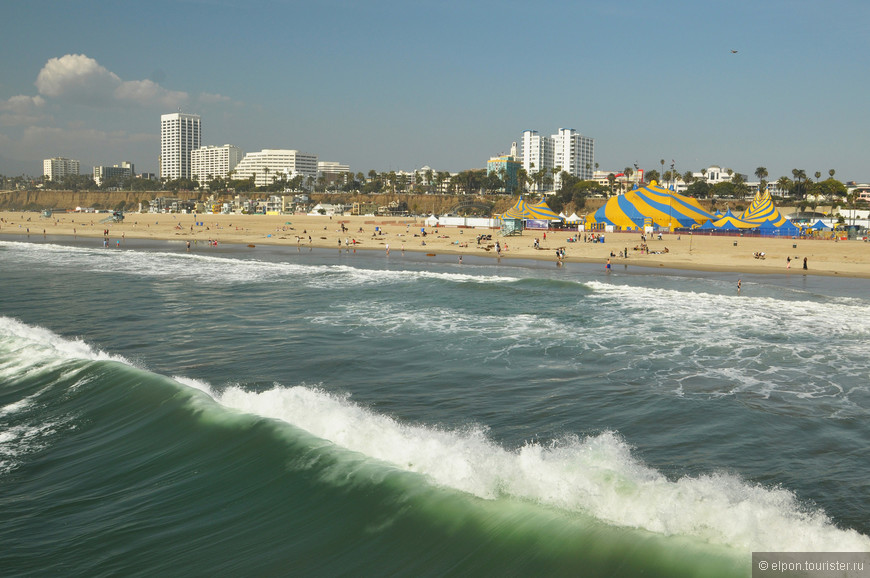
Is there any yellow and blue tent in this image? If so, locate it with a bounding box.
[502,198,528,220]
[740,189,790,226]
[710,211,759,229]
[586,181,714,229]
[502,197,561,220]
[527,199,562,220]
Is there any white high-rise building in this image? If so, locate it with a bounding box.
[232,149,318,187]
[191,145,244,185]
[521,130,554,185]
[552,128,595,186]
[520,128,594,192]
[160,112,201,180]
[43,157,80,181]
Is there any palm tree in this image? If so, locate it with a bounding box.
[814,171,821,182]
[607,173,616,196]
[660,159,665,182]
[516,168,528,195]
[755,166,768,193]
[829,169,836,180]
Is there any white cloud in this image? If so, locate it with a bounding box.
[35,54,120,104]
[199,92,231,104]
[114,79,187,108]
[0,95,48,126]
[33,53,188,109]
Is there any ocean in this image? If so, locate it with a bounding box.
[1,235,868,577]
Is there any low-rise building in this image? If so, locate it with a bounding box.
[233,149,318,188]
[93,162,134,187]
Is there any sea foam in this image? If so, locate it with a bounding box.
[182,379,870,553]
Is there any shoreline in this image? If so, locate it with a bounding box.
[2,210,869,279]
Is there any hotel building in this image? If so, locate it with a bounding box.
[232,149,318,188]
[43,157,80,181]
[486,142,522,194]
[191,145,244,185]
[521,128,595,192]
[93,161,134,187]
[160,112,201,180]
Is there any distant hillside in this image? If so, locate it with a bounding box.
[0,190,159,211]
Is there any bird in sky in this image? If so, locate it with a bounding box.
[731,49,738,53]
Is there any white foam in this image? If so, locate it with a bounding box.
[0,316,128,379]
[312,300,560,343]
[0,240,520,288]
[185,380,870,552]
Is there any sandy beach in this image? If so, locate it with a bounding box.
[1,210,868,278]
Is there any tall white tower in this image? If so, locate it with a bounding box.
[552,128,595,185]
[160,112,201,180]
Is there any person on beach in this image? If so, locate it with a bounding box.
[787,256,791,269]
[803,257,808,270]
[737,279,742,292]
[606,258,611,271]
[385,243,390,255]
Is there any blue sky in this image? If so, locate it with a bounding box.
[2,0,868,182]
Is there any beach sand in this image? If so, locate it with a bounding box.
[2,210,868,278]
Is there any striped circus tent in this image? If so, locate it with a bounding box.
[527,199,562,220]
[501,198,528,220]
[502,197,561,220]
[740,189,790,226]
[586,181,714,229]
[710,212,759,229]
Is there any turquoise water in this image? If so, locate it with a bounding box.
[1,236,868,576]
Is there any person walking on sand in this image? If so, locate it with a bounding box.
[787,256,791,269]
[803,256,808,270]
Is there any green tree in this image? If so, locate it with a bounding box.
[755,166,768,193]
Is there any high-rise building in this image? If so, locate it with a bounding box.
[552,128,595,186]
[521,130,554,187]
[191,145,244,186]
[160,112,201,180]
[520,128,594,192]
[43,157,80,181]
[231,149,318,188]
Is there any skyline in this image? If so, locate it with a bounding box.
[2,0,869,183]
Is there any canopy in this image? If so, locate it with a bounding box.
[759,219,801,236]
[809,220,831,230]
[586,181,714,229]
